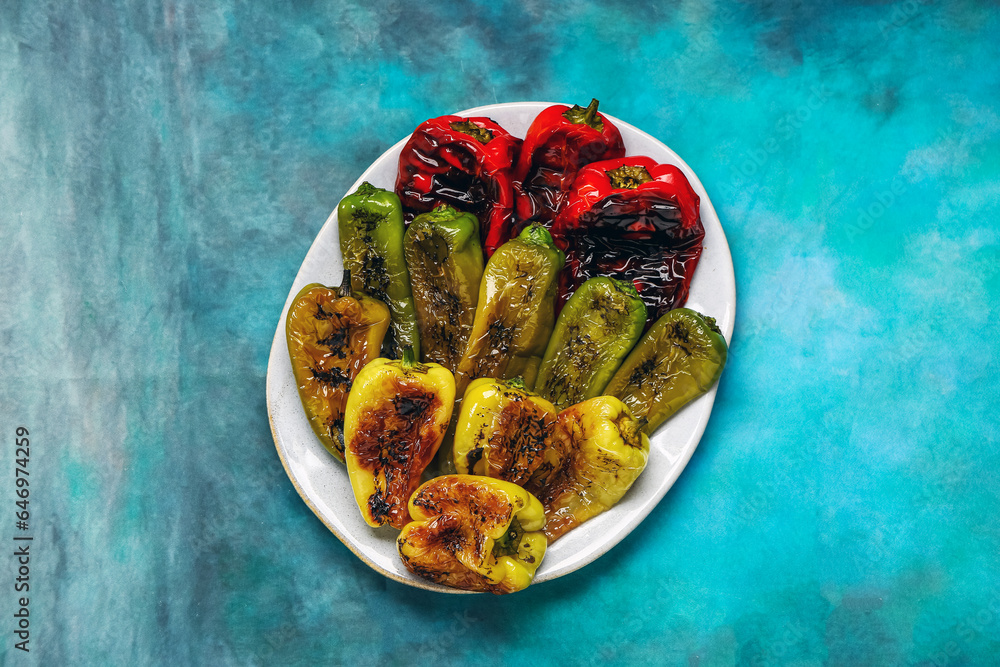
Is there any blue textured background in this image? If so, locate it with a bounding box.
[1,1,998,664]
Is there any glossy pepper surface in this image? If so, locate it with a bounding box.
[343,349,455,528]
[395,115,521,257]
[453,223,565,396]
[452,377,558,487]
[397,475,547,594]
[552,156,704,326]
[338,181,420,359]
[605,308,727,434]
[534,277,647,409]
[403,204,485,372]
[526,396,649,540]
[512,99,625,228]
[285,273,390,462]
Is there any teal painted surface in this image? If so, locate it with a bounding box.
[1,1,998,664]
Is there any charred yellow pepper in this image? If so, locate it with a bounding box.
[453,223,565,396]
[397,475,547,594]
[452,377,557,487]
[285,272,390,461]
[526,396,650,540]
[343,349,455,529]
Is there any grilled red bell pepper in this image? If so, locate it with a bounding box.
[552,156,704,325]
[511,99,625,229]
[396,115,521,257]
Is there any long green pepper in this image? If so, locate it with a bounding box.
[533,277,647,408]
[403,204,485,372]
[454,223,565,396]
[338,182,420,358]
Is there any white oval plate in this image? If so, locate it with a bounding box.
[266,102,736,593]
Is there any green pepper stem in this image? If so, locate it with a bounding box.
[606,165,653,189]
[355,181,379,198]
[449,120,493,144]
[506,376,528,391]
[563,98,604,132]
[401,345,416,369]
[516,222,557,247]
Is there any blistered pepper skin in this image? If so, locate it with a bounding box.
[343,351,455,528]
[526,396,649,540]
[403,205,485,372]
[452,378,558,487]
[552,157,705,325]
[285,275,390,461]
[397,475,547,594]
[395,116,521,257]
[453,223,565,396]
[534,277,647,408]
[338,182,420,359]
[511,98,626,229]
[605,308,728,434]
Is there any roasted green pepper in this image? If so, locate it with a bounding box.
[526,396,649,540]
[285,272,390,461]
[338,181,420,359]
[452,377,558,487]
[604,308,728,434]
[454,223,565,395]
[403,204,485,372]
[343,348,455,528]
[397,475,547,594]
[533,277,647,408]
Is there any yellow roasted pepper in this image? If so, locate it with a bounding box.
[343,349,455,529]
[526,396,650,540]
[397,475,547,594]
[452,377,557,487]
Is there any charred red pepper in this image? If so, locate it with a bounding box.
[395,115,521,257]
[511,99,625,229]
[552,156,705,325]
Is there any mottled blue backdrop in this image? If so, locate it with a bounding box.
[1,1,998,665]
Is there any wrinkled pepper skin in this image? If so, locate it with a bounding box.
[453,378,558,487]
[338,181,420,359]
[397,475,547,594]
[512,99,625,228]
[526,397,649,540]
[403,204,485,372]
[343,350,455,528]
[285,274,390,461]
[605,308,728,434]
[534,277,647,409]
[395,115,521,257]
[552,156,705,325]
[453,223,565,396]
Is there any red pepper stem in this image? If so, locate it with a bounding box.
[563,98,604,132]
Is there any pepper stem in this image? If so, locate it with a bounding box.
[400,345,417,369]
[563,98,604,132]
[337,269,353,299]
[449,120,493,144]
[606,165,653,189]
[355,181,379,198]
[516,221,557,247]
[506,376,528,391]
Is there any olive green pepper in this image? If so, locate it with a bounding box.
[338,181,420,359]
[604,308,728,434]
[403,204,485,372]
[285,271,391,461]
[454,223,565,396]
[533,277,647,408]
